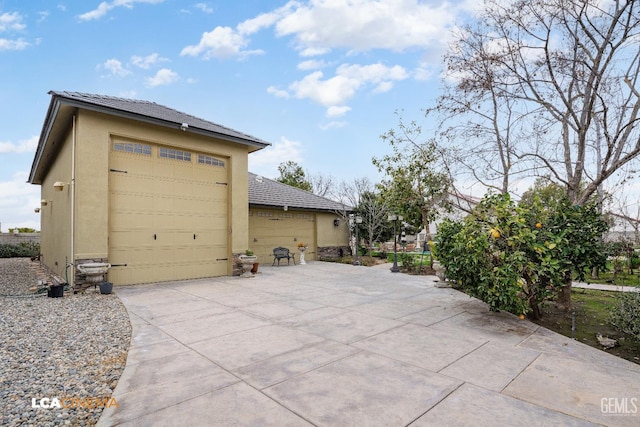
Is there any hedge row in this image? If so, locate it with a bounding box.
[0,242,40,258]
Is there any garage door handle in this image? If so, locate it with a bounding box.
[153,234,157,240]
[193,234,197,240]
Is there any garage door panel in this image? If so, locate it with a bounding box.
[109,141,229,285]
[249,211,316,264]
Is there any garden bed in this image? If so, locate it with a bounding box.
[533,288,640,366]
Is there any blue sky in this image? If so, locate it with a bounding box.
[0,0,477,231]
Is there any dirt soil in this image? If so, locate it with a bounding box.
[533,288,640,366]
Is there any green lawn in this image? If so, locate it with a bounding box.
[535,289,640,365]
[586,269,640,287]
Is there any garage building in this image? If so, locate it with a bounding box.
[29,91,349,287]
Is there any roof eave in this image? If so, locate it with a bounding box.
[28,96,63,185]
[51,94,270,150]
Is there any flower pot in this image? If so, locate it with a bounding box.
[239,255,257,277]
[251,263,259,274]
[100,281,113,294]
[48,284,64,298]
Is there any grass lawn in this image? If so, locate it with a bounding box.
[533,288,640,366]
[588,270,640,287]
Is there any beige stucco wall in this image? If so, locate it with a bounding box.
[39,109,252,280]
[316,211,348,247]
[248,208,349,264]
[40,128,73,282]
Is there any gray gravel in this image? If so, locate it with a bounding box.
[0,258,131,426]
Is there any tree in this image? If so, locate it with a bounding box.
[308,172,335,198]
[337,178,390,253]
[435,191,608,318]
[276,161,312,192]
[439,0,640,307]
[441,0,640,205]
[373,115,452,241]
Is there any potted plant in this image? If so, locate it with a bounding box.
[239,250,257,277]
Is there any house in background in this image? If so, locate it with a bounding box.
[28,91,349,287]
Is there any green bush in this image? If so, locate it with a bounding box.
[434,192,608,319]
[399,252,416,272]
[0,242,40,258]
[610,292,640,342]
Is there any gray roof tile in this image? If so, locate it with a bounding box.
[248,173,349,212]
[49,91,271,147]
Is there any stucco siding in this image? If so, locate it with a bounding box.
[40,128,73,282]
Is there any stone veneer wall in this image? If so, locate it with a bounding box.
[317,246,350,261]
[232,252,243,276]
[74,258,109,291]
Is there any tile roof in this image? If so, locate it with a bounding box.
[48,91,271,147]
[248,173,350,212]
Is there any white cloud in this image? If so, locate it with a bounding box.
[145,68,179,87]
[131,53,167,69]
[0,37,29,50]
[181,26,263,59]
[181,3,293,60]
[285,63,408,113]
[297,59,328,70]
[37,11,49,23]
[0,11,26,32]
[181,0,468,62]
[0,136,38,154]
[194,3,214,14]
[266,86,290,99]
[326,106,351,118]
[248,136,303,177]
[0,171,41,231]
[78,0,165,21]
[275,0,458,55]
[319,120,347,130]
[99,58,131,77]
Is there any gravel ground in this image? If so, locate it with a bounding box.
[0,258,131,426]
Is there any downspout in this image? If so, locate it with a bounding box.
[70,115,76,287]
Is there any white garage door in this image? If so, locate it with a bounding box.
[108,138,229,285]
[249,209,316,264]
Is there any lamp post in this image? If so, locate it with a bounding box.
[388,214,403,272]
[351,214,363,266]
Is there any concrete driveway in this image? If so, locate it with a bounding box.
[98,262,640,426]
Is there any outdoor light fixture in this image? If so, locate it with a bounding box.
[53,181,68,191]
[34,208,41,213]
[333,219,340,227]
[388,214,404,273]
[180,123,189,131]
[351,214,363,266]
[40,199,48,206]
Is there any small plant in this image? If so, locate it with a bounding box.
[0,242,40,258]
[297,242,307,248]
[610,292,640,342]
[244,249,254,256]
[399,252,417,272]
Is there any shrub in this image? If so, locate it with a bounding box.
[610,292,640,342]
[399,252,416,272]
[0,242,40,258]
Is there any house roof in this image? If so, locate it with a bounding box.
[248,172,350,213]
[29,91,271,184]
